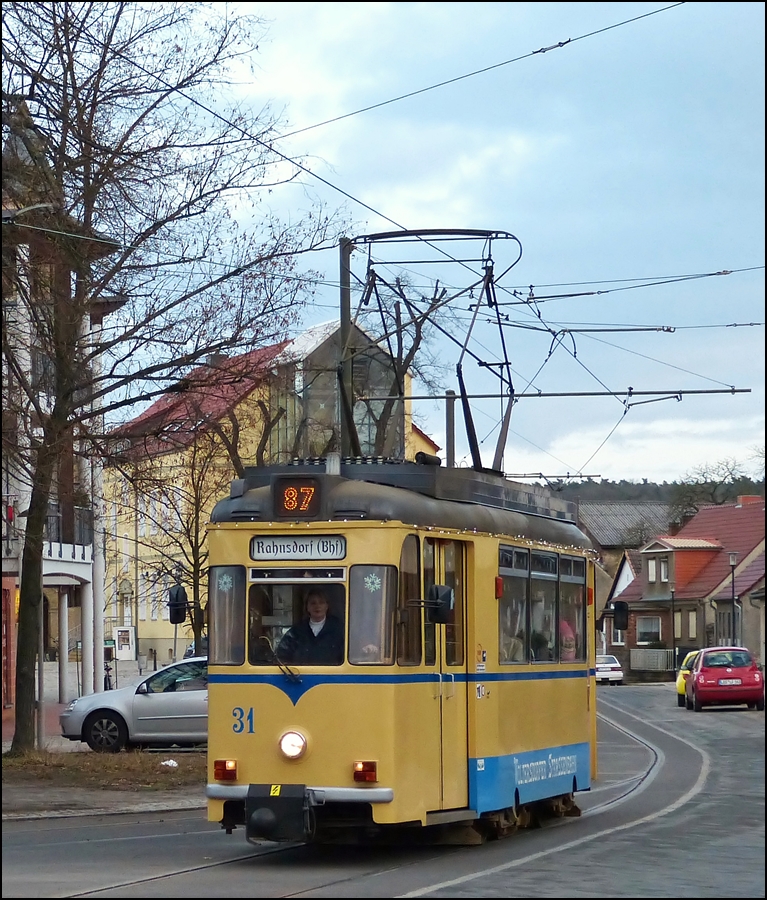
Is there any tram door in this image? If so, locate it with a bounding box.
[424,537,469,810]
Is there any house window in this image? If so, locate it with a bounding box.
[138,495,146,537]
[647,558,657,583]
[139,573,147,621]
[31,347,56,395]
[660,557,669,583]
[150,493,158,536]
[611,621,624,646]
[161,575,170,621]
[636,615,661,643]
[674,609,681,640]
[688,610,697,640]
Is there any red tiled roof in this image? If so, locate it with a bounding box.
[645,536,721,550]
[411,422,440,452]
[613,499,765,604]
[711,551,765,601]
[676,500,765,598]
[612,573,644,602]
[112,342,289,453]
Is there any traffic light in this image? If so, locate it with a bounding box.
[168,584,188,624]
[612,600,629,632]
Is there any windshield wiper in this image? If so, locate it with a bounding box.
[259,636,301,683]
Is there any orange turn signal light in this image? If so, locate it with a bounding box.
[214,759,238,781]
[353,760,378,783]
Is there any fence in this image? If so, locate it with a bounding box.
[630,648,675,672]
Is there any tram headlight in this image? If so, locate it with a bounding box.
[279,731,307,759]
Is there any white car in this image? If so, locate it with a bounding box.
[596,654,624,685]
[59,657,208,752]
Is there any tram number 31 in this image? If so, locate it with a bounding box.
[232,707,256,733]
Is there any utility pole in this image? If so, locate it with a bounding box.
[729,552,740,645]
[339,238,353,459]
[670,587,676,677]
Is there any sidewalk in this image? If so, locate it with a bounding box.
[2,659,146,752]
[2,660,204,820]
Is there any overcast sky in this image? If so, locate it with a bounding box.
[230,1,764,483]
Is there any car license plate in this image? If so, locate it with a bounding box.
[718,678,741,685]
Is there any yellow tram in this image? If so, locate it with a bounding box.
[205,455,597,843]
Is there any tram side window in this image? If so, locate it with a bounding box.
[397,535,422,666]
[499,547,528,664]
[424,538,436,666]
[559,556,586,662]
[443,540,465,667]
[422,537,465,666]
[208,566,246,665]
[530,552,557,662]
[348,565,396,664]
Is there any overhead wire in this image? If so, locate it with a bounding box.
[10,0,755,472]
[272,3,687,142]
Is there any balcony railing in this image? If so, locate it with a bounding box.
[44,505,93,545]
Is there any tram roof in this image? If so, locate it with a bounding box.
[211,459,592,552]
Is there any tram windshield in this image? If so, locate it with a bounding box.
[248,581,346,666]
[208,562,402,667]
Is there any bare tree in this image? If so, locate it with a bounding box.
[105,350,287,653]
[749,445,765,481]
[669,457,752,522]
[108,428,233,657]
[354,275,452,456]
[2,2,346,751]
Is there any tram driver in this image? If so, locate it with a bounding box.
[276,588,344,665]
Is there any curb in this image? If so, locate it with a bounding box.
[2,798,206,821]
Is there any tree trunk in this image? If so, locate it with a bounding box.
[11,436,58,753]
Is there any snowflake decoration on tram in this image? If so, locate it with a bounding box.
[364,573,382,593]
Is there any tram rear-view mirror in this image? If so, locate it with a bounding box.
[426,585,454,625]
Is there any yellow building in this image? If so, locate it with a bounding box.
[103,321,439,662]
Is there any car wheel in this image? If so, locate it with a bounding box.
[685,693,693,710]
[693,691,703,712]
[756,696,765,712]
[677,693,686,708]
[84,711,128,752]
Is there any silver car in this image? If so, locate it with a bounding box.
[59,658,208,752]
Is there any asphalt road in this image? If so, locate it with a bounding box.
[2,683,764,899]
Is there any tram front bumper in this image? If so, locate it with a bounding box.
[208,783,395,843]
[245,783,307,843]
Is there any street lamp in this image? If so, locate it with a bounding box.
[670,587,676,677]
[728,551,739,646]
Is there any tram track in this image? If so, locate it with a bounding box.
[56,699,711,898]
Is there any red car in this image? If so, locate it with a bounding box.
[686,646,764,712]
